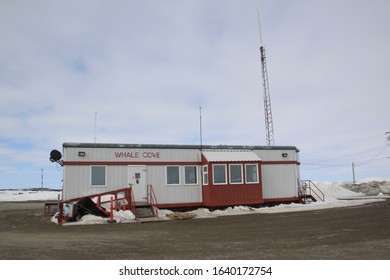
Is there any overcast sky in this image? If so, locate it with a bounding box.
[1,0,389,189]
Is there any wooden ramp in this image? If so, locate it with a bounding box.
[166,212,196,220]
[136,217,164,223]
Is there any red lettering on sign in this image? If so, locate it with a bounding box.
[114,152,139,158]
[142,152,160,158]
[114,151,161,159]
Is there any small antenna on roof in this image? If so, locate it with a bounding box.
[199,106,203,149]
[94,111,97,143]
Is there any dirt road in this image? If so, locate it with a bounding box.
[0,200,389,259]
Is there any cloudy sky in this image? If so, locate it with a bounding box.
[1,0,389,189]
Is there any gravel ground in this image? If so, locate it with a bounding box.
[0,200,389,260]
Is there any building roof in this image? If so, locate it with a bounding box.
[202,150,261,162]
[63,142,299,152]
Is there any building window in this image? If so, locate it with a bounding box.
[91,166,106,187]
[184,166,198,185]
[213,164,227,185]
[203,165,208,185]
[229,164,243,184]
[166,166,180,185]
[245,164,259,184]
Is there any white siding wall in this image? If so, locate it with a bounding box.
[63,165,128,200]
[63,146,202,203]
[147,166,202,204]
[261,165,299,199]
[254,149,299,199]
[64,147,201,162]
[254,149,298,161]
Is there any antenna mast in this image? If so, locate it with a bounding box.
[199,106,203,148]
[94,111,97,143]
[257,9,275,146]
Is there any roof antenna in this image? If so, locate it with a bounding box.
[199,106,203,149]
[94,111,97,143]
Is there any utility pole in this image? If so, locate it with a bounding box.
[257,9,275,146]
[351,163,356,185]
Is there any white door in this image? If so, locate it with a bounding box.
[128,166,147,202]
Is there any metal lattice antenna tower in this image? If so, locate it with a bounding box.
[257,9,275,146]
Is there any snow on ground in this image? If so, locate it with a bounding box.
[0,190,61,201]
[1,182,389,225]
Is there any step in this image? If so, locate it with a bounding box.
[135,201,151,207]
[299,195,317,204]
[135,206,155,218]
[136,217,163,223]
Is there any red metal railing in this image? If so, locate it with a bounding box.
[58,187,132,225]
[129,186,136,217]
[147,184,158,217]
[57,185,157,225]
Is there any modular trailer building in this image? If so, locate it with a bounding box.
[62,143,301,209]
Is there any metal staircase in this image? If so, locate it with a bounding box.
[299,180,325,204]
[130,185,161,223]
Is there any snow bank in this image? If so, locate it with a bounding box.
[0,190,61,201]
[51,209,137,226]
[341,181,390,196]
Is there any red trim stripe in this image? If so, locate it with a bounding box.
[156,202,203,209]
[263,197,300,203]
[63,160,300,166]
[262,161,300,165]
[63,161,201,166]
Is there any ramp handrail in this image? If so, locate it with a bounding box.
[128,185,136,216]
[58,187,133,225]
[147,184,158,217]
[300,180,325,202]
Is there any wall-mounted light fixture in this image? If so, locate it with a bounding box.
[78,151,86,157]
[282,153,288,158]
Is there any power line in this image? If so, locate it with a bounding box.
[354,145,389,166]
[301,145,389,169]
[302,155,389,170]
[308,145,386,164]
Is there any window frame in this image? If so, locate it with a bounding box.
[202,165,208,185]
[212,164,227,185]
[184,165,198,185]
[245,163,259,184]
[90,165,107,187]
[229,164,243,184]
[166,165,181,185]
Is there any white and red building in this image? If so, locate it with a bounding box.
[61,143,301,209]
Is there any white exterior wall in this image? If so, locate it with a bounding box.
[62,145,202,203]
[147,166,203,204]
[64,147,202,162]
[63,165,128,200]
[254,149,299,162]
[254,148,300,200]
[260,165,299,199]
